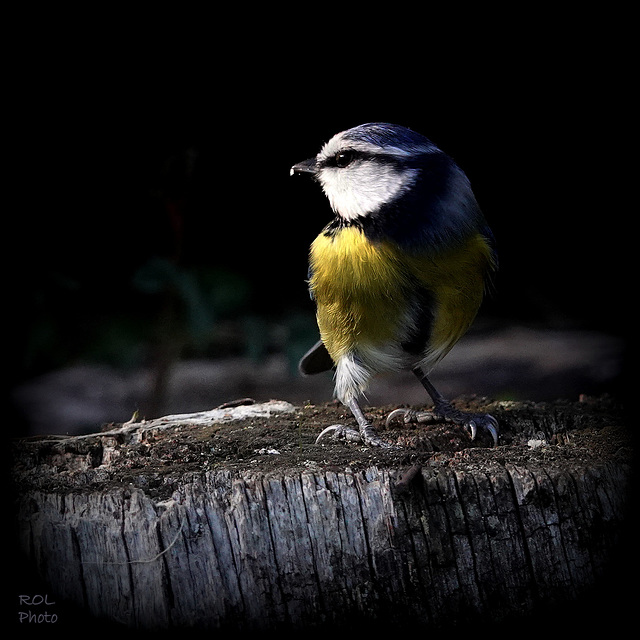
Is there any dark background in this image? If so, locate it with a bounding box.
[8,15,629,436]
[6,12,635,637]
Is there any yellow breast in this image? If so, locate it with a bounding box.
[309,226,408,359]
[405,232,494,364]
[309,225,494,365]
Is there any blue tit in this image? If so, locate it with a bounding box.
[290,122,498,447]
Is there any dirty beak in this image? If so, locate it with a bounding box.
[289,157,318,177]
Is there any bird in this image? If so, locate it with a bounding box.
[290,122,499,447]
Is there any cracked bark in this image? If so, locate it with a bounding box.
[12,398,633,631]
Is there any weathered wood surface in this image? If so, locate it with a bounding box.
[11,396,633,632]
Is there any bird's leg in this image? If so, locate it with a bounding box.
[316,398,392,447]
[348,398,391,447]
[386,366,499,445]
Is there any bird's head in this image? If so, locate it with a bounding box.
[290,123,442,221]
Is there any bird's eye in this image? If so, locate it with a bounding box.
[335,150,355,168]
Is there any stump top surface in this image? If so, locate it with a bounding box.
[12,396,631,500]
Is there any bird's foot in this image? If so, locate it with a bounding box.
[315,423,393,448]
[386,403,499,446]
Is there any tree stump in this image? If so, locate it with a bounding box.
[11,396,634,633]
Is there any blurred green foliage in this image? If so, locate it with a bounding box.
[18,256,319,384]
[132,258,252,349]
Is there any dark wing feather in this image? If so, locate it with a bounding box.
[298,340,334,376]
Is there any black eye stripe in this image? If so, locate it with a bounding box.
[322,150,360,168]
[335,150,355,167]
[322,149,394,168]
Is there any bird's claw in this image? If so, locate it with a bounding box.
[464,414,499,446]
[315,424,394,448]
[386,407,499,446]
[361,424,395,448]
[386,408,431,426]
[315,424,362,444]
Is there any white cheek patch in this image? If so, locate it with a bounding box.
[319,162,418,220]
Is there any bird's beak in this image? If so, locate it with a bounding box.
[290,157,317,177]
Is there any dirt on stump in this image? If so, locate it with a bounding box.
[12,394,631,501]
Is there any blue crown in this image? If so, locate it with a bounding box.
[343,122,439,153]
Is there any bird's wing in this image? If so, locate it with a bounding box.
[298,340,334,376]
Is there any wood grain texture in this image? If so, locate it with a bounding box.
[12,398,633,631]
